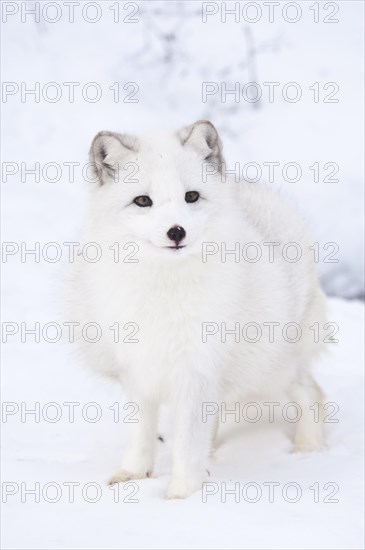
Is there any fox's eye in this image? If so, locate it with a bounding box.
[185,191,200,203]
[133,195,152,207]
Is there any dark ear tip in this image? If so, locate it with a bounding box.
[194,121,220,147]
[191,120,218,136]
[94,130,116,139]
[194,119,216,129]
[89,131,120,162]
[179,120,219,147]
[90,130,113,148]
[91,131,138,155]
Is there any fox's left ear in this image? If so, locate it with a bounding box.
[178,120,224,169]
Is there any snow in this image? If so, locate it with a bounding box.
[1,297,364,549]
[1,1,364,549]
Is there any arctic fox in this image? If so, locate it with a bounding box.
[69,120,326,499]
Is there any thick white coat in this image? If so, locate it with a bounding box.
[68,121,326,498]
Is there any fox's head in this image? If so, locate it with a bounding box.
[88,120,233,260]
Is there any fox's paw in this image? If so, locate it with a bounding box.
[292,440,326,453]
[108,469,152,485]
[166,476,202,499]
[292,432,326,453]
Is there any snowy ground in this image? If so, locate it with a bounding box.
[1,295,364,549]
[1,1,364,549]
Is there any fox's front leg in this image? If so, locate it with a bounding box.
[167,367,217,499]
[109,397,159,484]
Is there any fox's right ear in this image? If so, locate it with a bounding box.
[89,131,138,185]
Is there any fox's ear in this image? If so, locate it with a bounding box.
[89,131,138,185]
[178,120,224,168]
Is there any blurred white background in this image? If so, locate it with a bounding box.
[2,0,364,298]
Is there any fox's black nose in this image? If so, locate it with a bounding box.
[167,225,186,244]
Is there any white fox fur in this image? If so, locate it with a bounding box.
[68,120,326,499]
